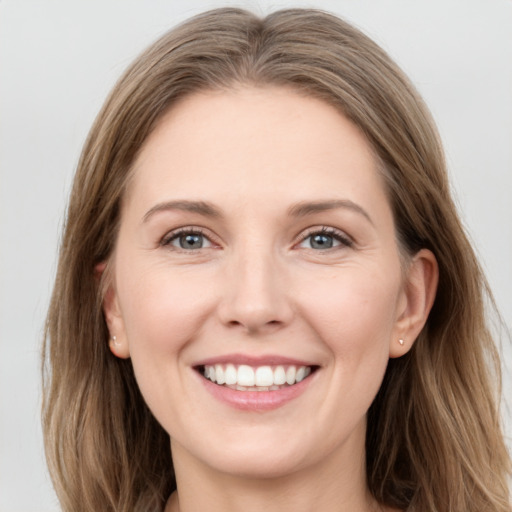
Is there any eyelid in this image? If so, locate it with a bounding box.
[160,226,220,249]
[295,226,354,249]
[158,225,352,251]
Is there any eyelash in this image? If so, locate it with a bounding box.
[160,227,212,250]
[297,226,354,250]
[159,226,353,251]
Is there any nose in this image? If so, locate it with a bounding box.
[217,247,294,335]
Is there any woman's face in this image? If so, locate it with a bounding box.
[106,87,425,479]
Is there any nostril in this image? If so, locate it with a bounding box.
[217,290,294,332]
[225,318,282,332]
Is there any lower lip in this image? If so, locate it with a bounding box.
[197,372,316,411]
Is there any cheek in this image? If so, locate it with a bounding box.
[300,266,400,344]
[116,262,215,358]
[295,264,401,400]
[114,263,217,429]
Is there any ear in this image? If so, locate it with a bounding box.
[95,261,130,359]
[389,249,439,358]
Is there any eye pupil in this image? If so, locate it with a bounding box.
[180,234,203,249]
[310,234,333,249]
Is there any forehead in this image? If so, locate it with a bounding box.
[125,86,387,215]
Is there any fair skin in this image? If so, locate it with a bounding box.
[103,86,438,512]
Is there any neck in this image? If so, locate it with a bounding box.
[165,427,385,512]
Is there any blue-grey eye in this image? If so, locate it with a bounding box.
[309,233,336,249]
[168,232,212,250]
[298,229,351,250]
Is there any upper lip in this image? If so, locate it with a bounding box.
[193,353,318,368]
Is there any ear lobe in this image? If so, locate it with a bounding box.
[95,261,130,359]
[389,249,439,358]
[108,334,130,359]
[94,261,107,281]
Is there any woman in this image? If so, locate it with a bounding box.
[42,8,511,512]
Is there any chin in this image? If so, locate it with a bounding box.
[208,450,308,480]
[186,428,328,480]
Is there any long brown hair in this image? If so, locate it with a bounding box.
[42,8,511,511]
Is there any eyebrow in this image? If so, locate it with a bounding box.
[142,198,373,225]
[142,200,222,223]
[287,199,374,225]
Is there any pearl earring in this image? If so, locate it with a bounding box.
[111,335,119,345]
[398,338,405,346]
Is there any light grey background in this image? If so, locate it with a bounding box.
[1,1,511,511]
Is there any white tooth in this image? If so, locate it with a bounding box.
[255,366,274,386]
[257,386,269,391]
[207,366,216,381]
[304,367,311,378]
[237,365,255,386]
[215,364,225,385]
[269,385,280,391]
[286,366,296,385]
[236,385,248,391]
[273,366,286,385]
[225,364,237,385]
[295,366,306,382]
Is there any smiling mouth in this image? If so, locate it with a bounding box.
[197,364,318,391]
